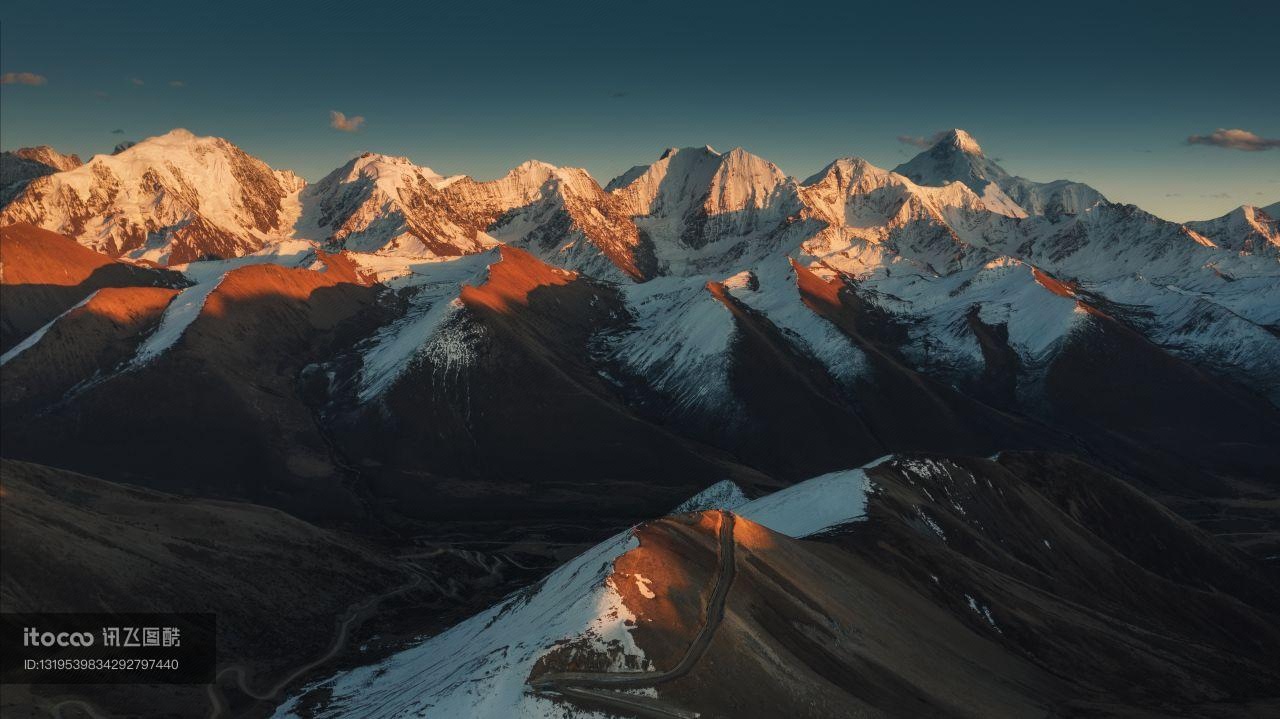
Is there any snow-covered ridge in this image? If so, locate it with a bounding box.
[1187,204,1280,256]
[737,456,890,537]
[6,127,1277,403]
[275,455,893,718]
[274,530,647,719]
[129,278,224,367]
[0,129,304,264]
[356,252,495,400]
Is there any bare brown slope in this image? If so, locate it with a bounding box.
[0,223,187,352]
[532,454,1280,719]
[1041,314,1280,494]
[0,458,406,717]
[341,247,775,526]
[1,259,383,521]
[0,285,178,410]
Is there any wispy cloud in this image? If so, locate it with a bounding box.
[1,72,47,86]
[1186,128,1280,152]
[111,128,125,134]
[169,80,185,87]
[130,77,145,86]
[330,110,365,133]
[896,131,948,148]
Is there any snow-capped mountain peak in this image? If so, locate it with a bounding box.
[894,130,1106,219]
[341,153,449,190]
[0,129,305,264]
[894,128,1009,189]
[1,145,84,204]
[941,128,984,155]
[1186,204,1280,256]
[609,145,790,224]
[709,147,790,212]
[485,159,567,206]
[9,145,83,172]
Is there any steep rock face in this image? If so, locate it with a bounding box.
[485,165,655,281]
[608,146,801,272]
[1039,307,1280,495]
[307,157,654,280]
[0,146,83,204]
[297,153,482,257]
[0,129,305,264]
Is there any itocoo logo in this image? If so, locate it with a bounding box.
[23,627,95,647]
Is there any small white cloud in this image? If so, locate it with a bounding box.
[169,80,185,88]
[130,77,145,86]
[330,110,365,133]
[1186,128,1280,152]
[1,72,47,86]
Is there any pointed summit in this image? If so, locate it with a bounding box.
[0,129,302,264]
[1186,204,1280,257]
[1,145,83,204]
[891,129,1026,216]
[894,130,1106,218]
[894,129,1007,189]
[940,128,983,155]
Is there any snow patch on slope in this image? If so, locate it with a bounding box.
[128,277,224,366]
[357,252,494,400]
[172,239,318,284]
[740,467,875,538]
[273,531,649,719]
[603,276,738,414]
[0,291,101,366]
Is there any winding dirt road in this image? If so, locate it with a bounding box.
[46,571,424,719]
[529,510,738,719]
[204,572,425,719]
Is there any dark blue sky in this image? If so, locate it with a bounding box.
[2,0,1277,220]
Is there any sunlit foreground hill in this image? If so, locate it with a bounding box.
[278,454,1280,719]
